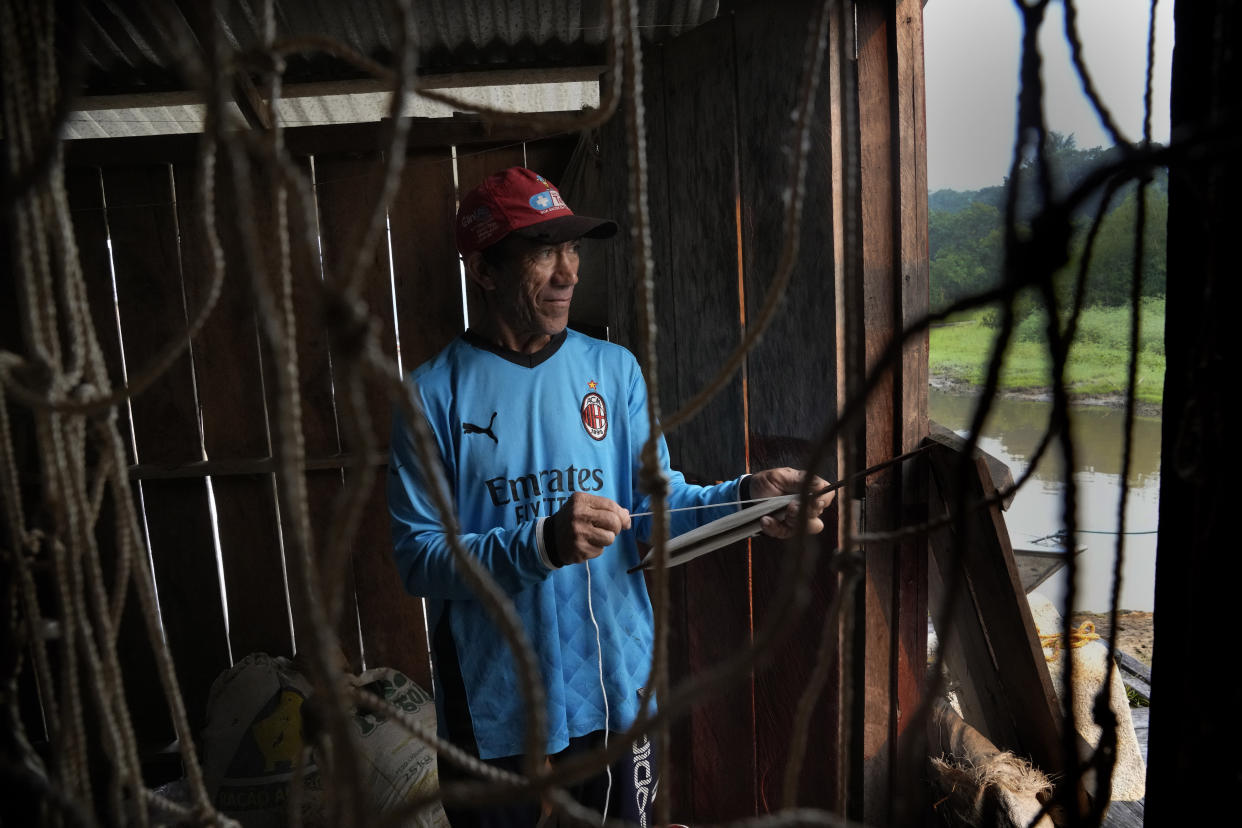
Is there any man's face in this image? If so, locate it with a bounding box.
[485,237,581,339]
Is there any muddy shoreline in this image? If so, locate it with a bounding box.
[930,375,1163,419]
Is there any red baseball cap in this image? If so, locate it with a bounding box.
[455,167,617,257]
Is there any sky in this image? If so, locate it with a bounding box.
[923,0,1174,192]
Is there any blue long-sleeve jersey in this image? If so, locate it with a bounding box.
[388,328,743,759]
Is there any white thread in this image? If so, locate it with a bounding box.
[584,559,612,823]
[628,494,790,519]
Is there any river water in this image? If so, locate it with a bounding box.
[928,388,1161,612]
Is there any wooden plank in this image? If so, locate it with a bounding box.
[174,158,293,662]
[63,165,175,747]
[594,37,705,814]
[853,2,899,821]
[891,1,930,819]
[102,162,230,732]
[731,0,843,811]
[257,152,362,671]
[658,18,756,822]
[367,146,461,686]
[63,115,590,166]
[924,441,1066,779]
[389,148,462,371]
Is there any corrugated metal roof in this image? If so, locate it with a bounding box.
[77,0,720,95]
[67,1,716,140]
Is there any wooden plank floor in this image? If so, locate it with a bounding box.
[1100,705,1148,828]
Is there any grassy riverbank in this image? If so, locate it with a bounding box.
[929,299,1165,407]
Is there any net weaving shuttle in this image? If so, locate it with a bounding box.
[627,444,933,572]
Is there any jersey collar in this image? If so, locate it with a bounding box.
[462,328,568,368]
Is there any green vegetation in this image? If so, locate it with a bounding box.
[929,301,1165,405]
[928,133,1166,404]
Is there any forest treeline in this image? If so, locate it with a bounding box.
[929,133,1167,314]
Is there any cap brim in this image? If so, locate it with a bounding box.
[514,214,618,244]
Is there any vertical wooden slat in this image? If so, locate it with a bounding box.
[296,152,397,672]
[389,149,461,370]
[246,155,356,666]
[596,36,708,813]
[102,163,230,732]
[891,1,930,818]
[852,2,931,821]
[854,2,900,822]
[657,17,756,823]
[174,158,293,662]
[354,148,457,689]
[64,165,174,747]
[320,151,396,679]
[732,0,843,812]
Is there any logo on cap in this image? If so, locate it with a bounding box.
[529,189,568,213]
[581,392,608,441]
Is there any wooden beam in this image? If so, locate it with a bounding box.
[924,440,1068,781]
[69,68,606,112]
[62,114,588,165]
[232,72,275,131]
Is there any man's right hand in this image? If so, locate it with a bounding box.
[551,493,632,565]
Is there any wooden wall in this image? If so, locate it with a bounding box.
[27,1,930,821]
[599,0,929,822]
[56,125,575,749]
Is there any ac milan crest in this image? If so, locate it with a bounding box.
[581,392,608,441]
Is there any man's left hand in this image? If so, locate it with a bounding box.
[747,467,834,539]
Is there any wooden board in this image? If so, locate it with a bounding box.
[854,3,900,821]
[597,37,707,814]
[388,148,462,372]
[656,17,756,822]
[924,437,1066,780]
[101,162,230,733]
[313,152,401,680]
[890,2,931,818]
[278,152,367,671]
[364,146,461,688]
[732,0,844,811]
[174,158,293,662]
[62,164,177,748]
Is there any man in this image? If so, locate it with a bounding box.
[388,167,832,826]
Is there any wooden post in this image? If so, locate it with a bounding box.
[853,0,929,822]
[1149,1,1241,822]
